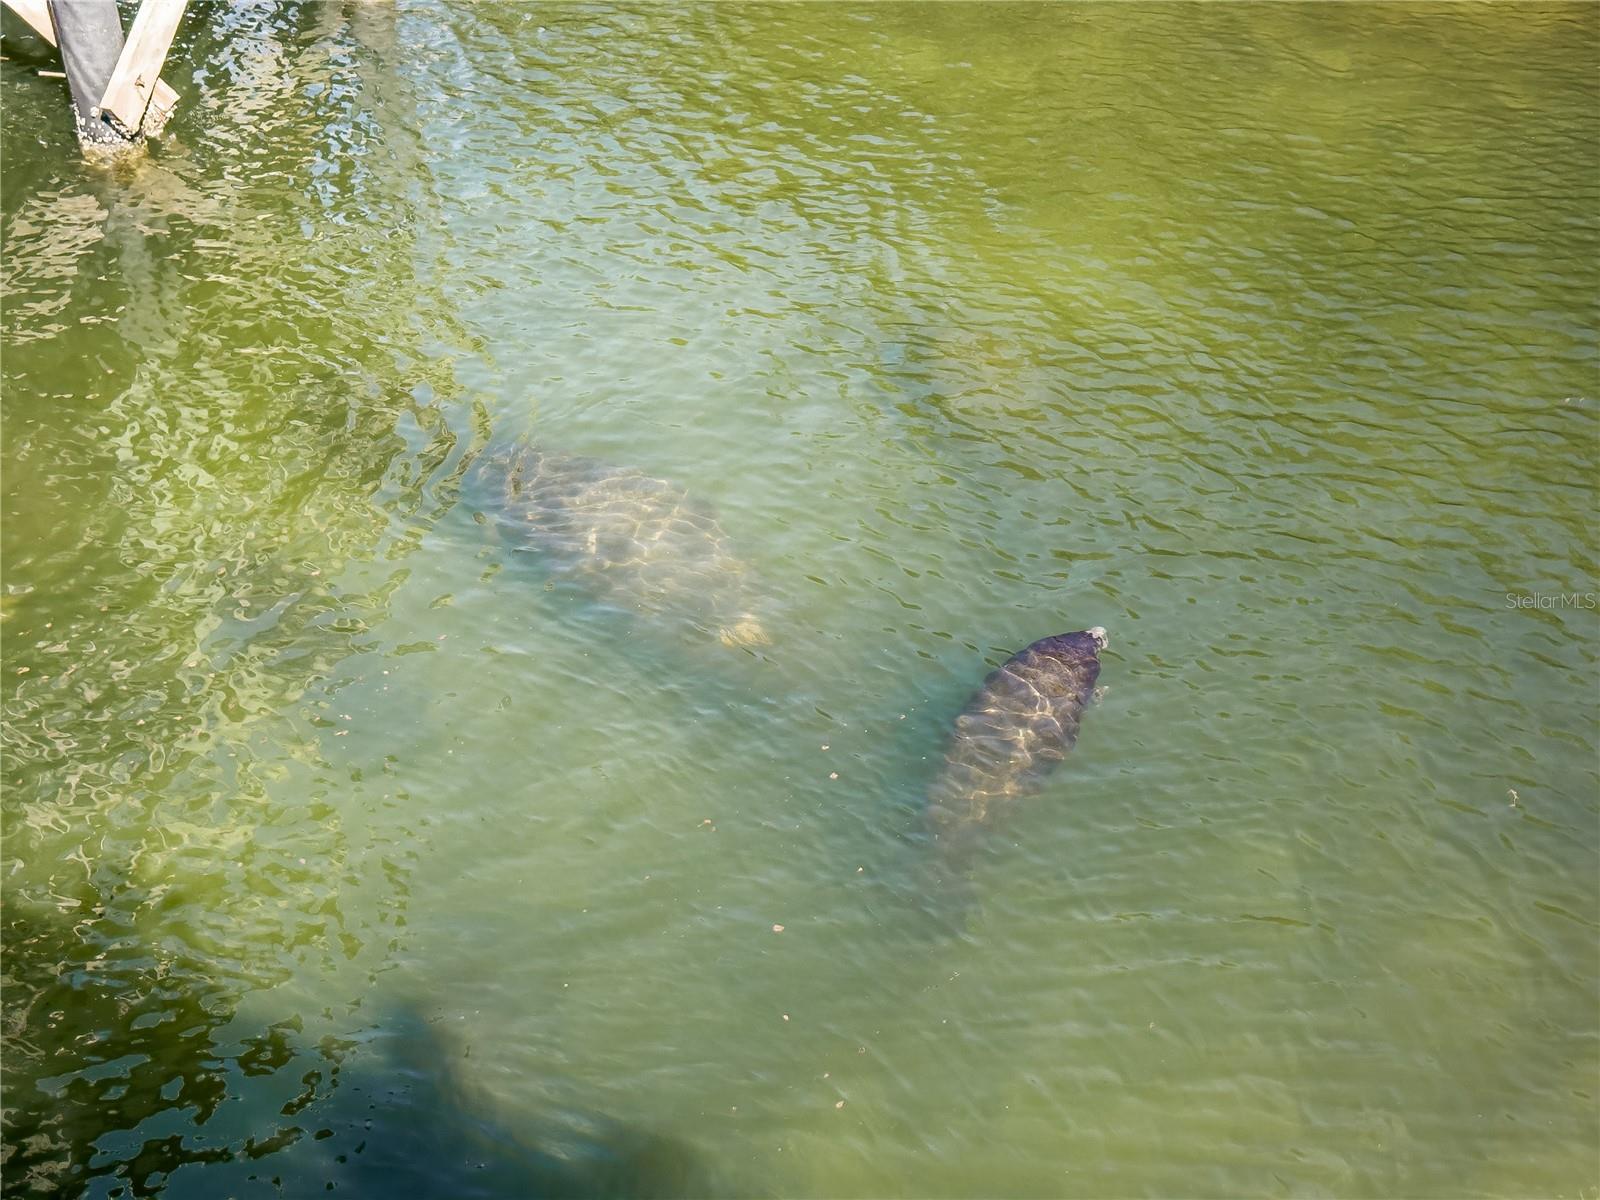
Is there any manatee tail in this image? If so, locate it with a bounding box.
[900,830,986,941]
[921,869,983,940]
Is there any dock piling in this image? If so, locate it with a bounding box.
[6,0,186,147]
[44,0,127,145]
[3,0,182,125]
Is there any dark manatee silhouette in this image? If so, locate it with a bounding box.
[925,627,1108,879]
[468,442,769,648]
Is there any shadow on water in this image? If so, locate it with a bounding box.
[299,1005,740,1200]
[3,902,730,1199]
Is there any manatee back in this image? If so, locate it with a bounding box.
[927,631,1103,835]
[465,441,769,647]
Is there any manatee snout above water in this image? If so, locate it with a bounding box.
[925,627,1107,861]
[468,442,769,648]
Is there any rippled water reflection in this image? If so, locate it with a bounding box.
[3,3,1596,1198]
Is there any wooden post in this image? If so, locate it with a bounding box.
[44,0,126,145]
[97,0,186,138]
[3,0,182,121]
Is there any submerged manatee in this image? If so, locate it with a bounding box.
[926,627,1108,867]
[469,442,768,647]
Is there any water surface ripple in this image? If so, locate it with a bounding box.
[2,4,1596,1198]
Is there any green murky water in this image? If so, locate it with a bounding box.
[3,4,1597,1197]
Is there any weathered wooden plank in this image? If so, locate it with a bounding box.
[3,0,51,41]
[4,0,180,127]
[45,0,125,144]
[97,0,187,138]
[138,70,179,136]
